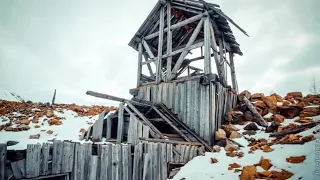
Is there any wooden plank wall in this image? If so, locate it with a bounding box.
[134,79,237,145]
[3,142,203,180]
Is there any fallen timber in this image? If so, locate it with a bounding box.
[270,120,320,137]
[85,90,213,152]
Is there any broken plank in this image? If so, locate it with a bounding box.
[139,138,203,146]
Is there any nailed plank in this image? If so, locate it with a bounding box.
[72,143,86,180]
[26,144,41,178]
[193,81,200,135]
[137,120,143,145]
[92,112,105,142]
[133,143,143,180]
[11,159,25,179]
[167,83,173,109]
[157,83,162,104]
[117,103,125,143]
[137,42,143,87]
[162,83,168,105]
[156,5,165,83]
[210,82,217,145]
[112,144,122,180]
[0,144,5,180]
[179,82,186,124]
[186,81,192,130]
[39,142,50,176]
[174,145,181,163]
[204,15,212,74]
[188,146,196,161]
[179,145,186,163]
[184,145,191,162]
[199,85,205,140]
[146,86,151,101]
[142,153,150,180]
[52,140,63,174]
[142,124,150,138]
[88,155,98,180]
[84,143,92,180]
[127,114,136,145]
[166,143,173,162]
[173,82,179,114]
[152,143,159,180]
[159,143,167,180]
[204,85,211,144]
[106,115,112,140]
[99,144,112,180]
[61,142,75,173]
[122,144,129,180]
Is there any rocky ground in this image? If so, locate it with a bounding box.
[172,91,320,180]
[0,99,117,149]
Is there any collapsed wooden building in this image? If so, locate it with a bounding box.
[0,1,247,180]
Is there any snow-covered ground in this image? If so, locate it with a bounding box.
[0,110,97,150]
[172,116,320,180]
[0,88,101,150]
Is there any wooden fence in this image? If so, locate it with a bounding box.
[0,141,204,180]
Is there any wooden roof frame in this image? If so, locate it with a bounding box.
[130,0,246,93]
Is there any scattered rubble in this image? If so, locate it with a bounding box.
[210,158,218,164]
[29,134,40,139]
[286,156,306,164]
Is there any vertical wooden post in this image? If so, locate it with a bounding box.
[156,6,165,84]
[218,37,227,85]
[209,21,225,85]
[166,2,172,82]
[137,43,143,87]
[117,102,124,143]
[204,14,212,74]
[0,144,6,180]
[229,52,238,93]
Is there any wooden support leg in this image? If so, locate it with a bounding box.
[203,14,212,74]
[166,2,172,82]
[137,43,143,87]
[156,5,165,84]
[229,52,238,93]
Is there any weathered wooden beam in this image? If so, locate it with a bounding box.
[142,40,155,59]
[0,144,6,180]
[166,2,172,82]
[171,5,202,15]
[143,54,154,77]
[156,5,165,84]
[209,20,225,85]
[86,90,150,107]
[92,111,105,142]
[229,52,238,93]
[203,14,212,74]
[152,106,191,141]
[270,120,320,137]
[171,18,204,80]
[243,97,268,127]
[137,43,143,87]
[218,37,227,85]
[116,103,124,143]
[145,13,204,40]
[139,138,203,146]
[125,101,163,139]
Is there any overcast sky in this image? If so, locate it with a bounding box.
[0,0,319,105]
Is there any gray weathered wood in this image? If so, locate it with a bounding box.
[193,81,200,134]
[142,40,156,59]
[186,81,192,129]
[26,144,41,178]
[92,112,105,142]
[184,145,191,162]
[174,145,181,163]
[152,143,159,180]
[88,156,98,180]
[204,85,211,144]
[106,115,112,140]
[137,42,143,87]
[166,2,172,81]
[112,144,122,180]
[126,101,163,139]
[122,144,129,180]
[199,85,205,140]
[156,5,165,83]
[71,143,86,180]
[229,52,238,93]
[86,90,150,107]
[52,140,63,174]
[243,97,268,127]
[133,143,143,180]
[142,124,150,138]
[210,82,216,145]
[0,144,5,180]
[171,18,204,79]
[218,37,227,85]
[204,15,212,74]
[179,145,186,163]
[180,83,187,123]
[11,159,25,179]
[84,143,92,180]
[85,125,93,141]
[61,142,75,173]
[142,153,150,180]
[139,138,202,146]
[117,103,125,143]
[188,146,196,160]
[145,12,204,40]
[99,144,112,180]
[40,142,50,175]
[166,143,173,162]
[159,143,167,180]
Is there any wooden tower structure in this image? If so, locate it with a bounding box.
[128,0,247,145]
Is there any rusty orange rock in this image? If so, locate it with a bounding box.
[286,155,306,164]
[46,130,53,134]
[239,165,256,180]
[210,158,218,164]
